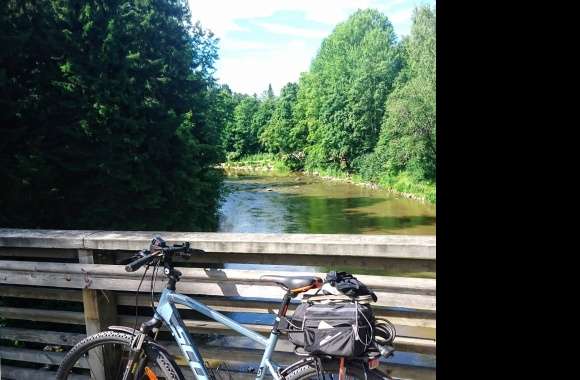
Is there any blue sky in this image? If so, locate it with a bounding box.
[189,0,435,96]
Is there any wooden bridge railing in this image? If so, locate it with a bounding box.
[0,229,436,380]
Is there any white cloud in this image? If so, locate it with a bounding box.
[189,0,435,94]
[287,40,307,49]
[220,40,270,51]
[189,0,419,39]
[388,7,414,25]
[214,42,316,95]
[256,22,329,39]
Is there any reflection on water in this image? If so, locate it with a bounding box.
[218,172,435,235]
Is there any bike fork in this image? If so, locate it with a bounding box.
[122,332,147,380]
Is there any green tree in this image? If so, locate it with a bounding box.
[208,84,241,157]
[223,95,261,160]
[251,84,276,152]
[221,85,277,160]
[296,9,402,170]
[0,0,223,230]
[374,5,436,181]
[0,0,66,226]
[260,82,300,154]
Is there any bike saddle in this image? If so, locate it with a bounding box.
[260,275,322,292]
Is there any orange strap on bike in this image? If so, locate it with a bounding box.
[291,278,323,294]
[339,357,346,380]
[145,366,159,380]
[291,284,316,293]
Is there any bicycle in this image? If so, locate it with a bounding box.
[55,237,392,380]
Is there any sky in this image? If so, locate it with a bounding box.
[188,0,435,96]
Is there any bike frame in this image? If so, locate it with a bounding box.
[154,287,283,380]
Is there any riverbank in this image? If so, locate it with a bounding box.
[221,153,291,175]
[220,154,436,203]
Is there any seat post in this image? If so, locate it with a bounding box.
[271,291,293,334]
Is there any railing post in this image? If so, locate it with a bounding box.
[78,249,118,379]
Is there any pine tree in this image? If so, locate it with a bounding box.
[0,0,224,230]
[260,82,300,154]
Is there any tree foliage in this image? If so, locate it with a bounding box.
[260,82,299,154]
[372,5,436,181]
[251,85,276,152]
[298,9,402,170]
[221,95,260,160]
[0,0,224,230]
[220,84,278,160]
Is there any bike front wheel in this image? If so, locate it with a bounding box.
[55,330,183,380]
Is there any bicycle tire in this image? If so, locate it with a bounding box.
[284,358,391,380]
[55,330,184,380]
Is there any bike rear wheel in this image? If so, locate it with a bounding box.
[55,330,183,380]
[284,358,391,380]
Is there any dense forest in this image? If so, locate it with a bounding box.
[0,1,436,231]
[0,0,224,230]
[221,7,436,201]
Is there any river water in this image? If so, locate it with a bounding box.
[218,171,435,235]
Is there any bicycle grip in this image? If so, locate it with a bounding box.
[125,253,155,272]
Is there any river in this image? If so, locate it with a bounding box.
[218,171,435,235]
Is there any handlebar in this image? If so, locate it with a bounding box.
[124,240,205,272]
[124,250,162,272]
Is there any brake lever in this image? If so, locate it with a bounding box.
[178,246,206,258]
[120,250,149,265]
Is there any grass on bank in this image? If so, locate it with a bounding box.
[222,154,436,203]
[221,153,291,174]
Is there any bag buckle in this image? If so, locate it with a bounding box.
[368,357,380,369]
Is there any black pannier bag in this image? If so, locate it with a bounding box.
[287,297,375,357]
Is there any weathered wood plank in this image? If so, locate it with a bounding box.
[0,363,434,380]
[0,261,436,311]
[114,250,435,274]
[116,315,436,341]
[0,366,88,380]
[0,346,88,368]
[77,249,118,380]
[163,341,436,369]
[0,229,435,260]
[0,270,434,310]
[0,306,86,324]
[114,293,436,327]
[0,284,83,302]
[0,344,435,376]
[0,286,435,340]
[77,250,118,335]
[0,308,434,351]
[0,327,85,346]
[0,285,435,322]
[0,229,96,249]
[0,261,435,293]
[0,247,78,259]
[0,325,435,355]
[84,231,435,259]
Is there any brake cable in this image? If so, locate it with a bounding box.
[150,257,161,313]
[133,262,151,333]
